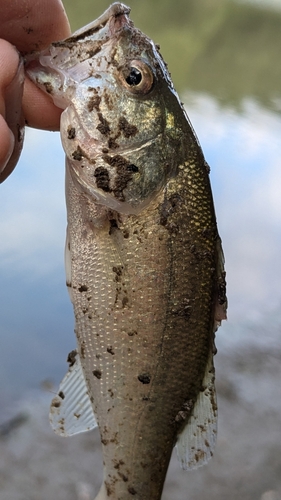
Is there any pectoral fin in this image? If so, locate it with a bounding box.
[49,351,97,436]
[176,352,217,470]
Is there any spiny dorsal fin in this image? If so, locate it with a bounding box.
[49,351,97,436]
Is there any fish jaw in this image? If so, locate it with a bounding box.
[25,3,132,108]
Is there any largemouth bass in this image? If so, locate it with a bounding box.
[26,4,227,499]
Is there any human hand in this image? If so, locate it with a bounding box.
[0,0,71,182]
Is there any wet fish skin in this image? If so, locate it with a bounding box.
[26,3,226,500]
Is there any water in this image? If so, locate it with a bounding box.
[1,0,281,410]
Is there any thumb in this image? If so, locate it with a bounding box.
[0,39,25,183]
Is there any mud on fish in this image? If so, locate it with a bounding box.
[26,3,227,500]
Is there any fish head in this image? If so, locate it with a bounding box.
[27,3,193,214]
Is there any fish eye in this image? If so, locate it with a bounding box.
[121,60,154,94]
[126,67,142,86]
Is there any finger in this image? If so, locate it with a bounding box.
[22,76,62,130]
[0,40,21,173]
[0,39,20,115]
[0,40,25,182]
[0,114,15,175]
[0,0,71,53]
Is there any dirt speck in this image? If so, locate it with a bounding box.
[72,146,84,161]
[43,81,53,94]
[51,399,61,409]
[138,373,151,384]
[103,89,114,110]
[67,350,77,367]
[159,193,182,228]
[93,370,102,380]
[109,218,118,235]
[118,472,128,482]
[122,296,129,308]
[96,113,111,135]
[113,460,124,470]
[112,265,123,282]
[104,480,113,495]
[128,330,137,336]
[94,167,111,192]
[81,341,86,359]
[194,449,206,462]
[118,116,138,137]
[17,123,22,142]
[102,154,138,201]
[87,94,101,112]
[67,127,76,139]
[108,137,120,149]
[23,26,34,34]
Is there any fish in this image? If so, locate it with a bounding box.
[26,3,227,499]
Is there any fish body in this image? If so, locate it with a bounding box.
[27,4,226,500]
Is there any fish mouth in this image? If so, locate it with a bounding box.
[67,2,131,43]
[25,3,133,108]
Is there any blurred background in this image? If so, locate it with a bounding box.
[1,0,281,499]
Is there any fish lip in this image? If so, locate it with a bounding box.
[58,3,132,45]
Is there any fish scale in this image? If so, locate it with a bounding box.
[26,3,227,499]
